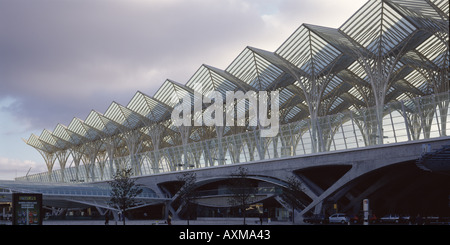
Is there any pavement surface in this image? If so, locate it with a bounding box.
[0,217,294,225]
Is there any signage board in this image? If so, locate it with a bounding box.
[363,199,369,225]
[12,193,43,225]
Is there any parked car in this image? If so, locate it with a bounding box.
[379,214,399,223]
[424,216,439,224]
[304,214,328,224]
[329,213,349,224]
[379,214,410,224]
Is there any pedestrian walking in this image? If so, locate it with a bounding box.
[416,214,423,225]
[104,212,109,225]
[167,214,172,225]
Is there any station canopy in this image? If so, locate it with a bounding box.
[23,0,448,180]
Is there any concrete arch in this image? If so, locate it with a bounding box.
[132,137,450,221]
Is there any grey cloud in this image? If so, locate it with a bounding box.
[0,0,364,132]
[0,0,268,130]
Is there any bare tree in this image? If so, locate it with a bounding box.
[176,172,198,225]
[108,167,143,225]
[281,175,305,224]
[227,167,257,225]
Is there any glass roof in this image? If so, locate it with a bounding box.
[387,0,448,28]
[23,0,448,176]
[187,65,248,97]
[104,102,148,130]
[226,47,285,91]
[127,91,171,123]
[276,24,342,76]
[340,0,417,55]
[154,79,194,108]
[415,34,448,66]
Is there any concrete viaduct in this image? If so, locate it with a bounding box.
[132,137,450,222]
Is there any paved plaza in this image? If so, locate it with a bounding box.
[0,217,293,226]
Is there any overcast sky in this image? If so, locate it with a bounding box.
[0,0,367,180]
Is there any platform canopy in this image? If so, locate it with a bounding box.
[0,180,167,210]
[23,0,448,183]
